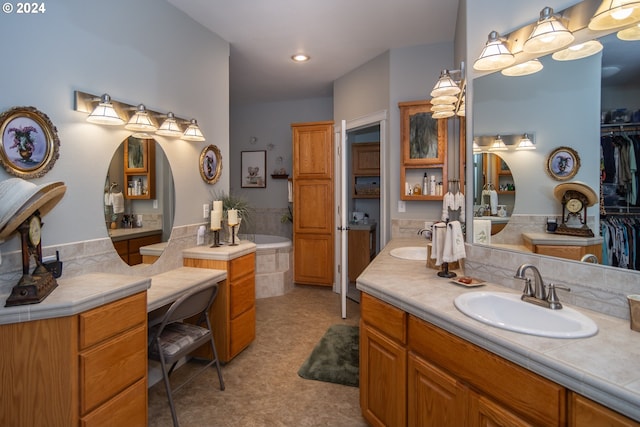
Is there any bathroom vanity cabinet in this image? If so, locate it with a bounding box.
[522,232,603,263]
[0,291,148,427]
[183,252,256,362]
[113,232,162,265]
[360,292,638,427]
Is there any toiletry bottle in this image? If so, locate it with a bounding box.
[422,173,428,195]
[429,175,436,195]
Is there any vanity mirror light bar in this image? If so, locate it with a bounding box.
[73,90,205,141]
[474,133,535,151]
[429,65,466,118]
[475,0,640,73]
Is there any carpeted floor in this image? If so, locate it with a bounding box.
[148,285,367,427]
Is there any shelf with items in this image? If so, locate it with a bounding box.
[353,176,380,199]
[124,137,156,199]
[400,165,447,201]
[351,142,380,199]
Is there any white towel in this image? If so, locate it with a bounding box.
[489,190,498,215]
[104,192,111,206]
[110,192,125,214]
[288,180,292,203]
[441,191,466,223]
[443,221,466,263]
[473,219,491,244]
[430,222,447,266]
[455,191,465,223]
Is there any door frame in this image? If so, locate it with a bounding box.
[333,110,388,316]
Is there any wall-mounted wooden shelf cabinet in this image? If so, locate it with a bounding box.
[352,142,380,199]
[124,137,156,200]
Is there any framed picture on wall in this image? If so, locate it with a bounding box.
[199,144,223,184]
[546,146,580,181]
[399,100,447,165]
[0,106,60,179]
[241,150,266,188]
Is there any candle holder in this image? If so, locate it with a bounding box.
[437,262,457,278]
[229,224,238,246]
[210,229,221,247]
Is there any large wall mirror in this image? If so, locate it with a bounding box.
[472,27,640,272]
[105,136,175,265]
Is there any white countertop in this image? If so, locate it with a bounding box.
[108,227,163,242]
[522,232,603,246]
[0,273,150,325]
[357,238,640,421]
[139,241,168,256]
[182,240,257,261]
[147,267,227,312]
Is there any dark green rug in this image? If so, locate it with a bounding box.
[298,324,359,387]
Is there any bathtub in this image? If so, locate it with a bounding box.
[240,234,293,299]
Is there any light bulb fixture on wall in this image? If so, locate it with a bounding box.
[474,133,535,152]
[551,40,603,61]
[516,133,536,150]
[429,67,465,119]
[125,104,157,132]
[489,135,508,151]
[86,93,125,125]
[523,7,575,54]
[182,119,206,142]
[430,70,461,97]
[589,0,640,30]
[501,59,544,76]
[473,31,515,71]
[74,90,204,141]
[618,22,640,39]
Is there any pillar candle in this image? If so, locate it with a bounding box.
[210,209,222,231]
[213,200,223,212]
[227,208,238,226]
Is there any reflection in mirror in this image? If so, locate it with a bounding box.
[473,153,514,235]
[472,28,640,271]
[104,136,174,265]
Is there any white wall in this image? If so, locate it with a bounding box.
[0,0,229,253]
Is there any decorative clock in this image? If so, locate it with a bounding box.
[553,182,598,238]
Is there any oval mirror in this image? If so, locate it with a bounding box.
[104,136,175,265]
[473,152,514,235]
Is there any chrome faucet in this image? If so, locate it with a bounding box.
[514,264,570,310]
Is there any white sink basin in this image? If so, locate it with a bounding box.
[390,246,427,261]
[454,291,598,338]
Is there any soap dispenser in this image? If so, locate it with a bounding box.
[422,173,428,195]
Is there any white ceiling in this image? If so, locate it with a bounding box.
[167,0,460,105]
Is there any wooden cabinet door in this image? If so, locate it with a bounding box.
[408,353,466,427]
[468,389,535,427]
[292,121,334,286]
[569,392,640,427]
[360,321,407,427]
[352,143,380,175]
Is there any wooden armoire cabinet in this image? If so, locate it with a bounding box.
[291,121,334,286]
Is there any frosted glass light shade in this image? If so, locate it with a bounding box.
[125,104,157,132]
[618,23,640,39]
[552,40,603,61]
[86,94,125,125]
[182,119,206,142]
[431,103,455,112]
[432,110,454,119]
[430,95,458,105]
[489,136,508,151]
[523,7,574,54]
[473,31,515,71]
[501,59,544,76]
[156,112,183,136]
[589,0,640,30]
[516,134,536,150]
[430,70,461,97]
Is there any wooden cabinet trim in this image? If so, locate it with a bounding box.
[361,292,407,344]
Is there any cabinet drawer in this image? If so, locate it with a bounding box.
[113,240,128,257]
[408,315,565,426]
[79,292,146,349]
[230,307,255,357]
[361,293,407,344]
[230,274,255,318]
[228,253,255,281]
[129,234,162,253]
[81,378,147,427]
[80,324,147,414]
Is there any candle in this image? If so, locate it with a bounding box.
[210,209,222,231]
[227,208,238,226]
[213,200,223,213]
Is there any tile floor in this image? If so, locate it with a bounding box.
[148,285,367,427]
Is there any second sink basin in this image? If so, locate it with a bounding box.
[389,246,427,261]
[454,291,598,338]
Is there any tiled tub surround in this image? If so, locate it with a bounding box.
[245,235,293,299]
[357,237,640,421]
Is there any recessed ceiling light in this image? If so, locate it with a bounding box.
[291,54,310,63]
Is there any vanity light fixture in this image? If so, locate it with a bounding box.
[430,70,461,97]
[430,95,459,105]
[432,110,455,119]
[182,119,206,142]
[489,135,508,151]
[501,59,544,76]
[523,7,574,54]
[618,22,640,39]
[156,112,183,137]
[291,53,310,62]
[125,104,157,132]
[552,40,604,61]
[589,0,640,31]
[516,133,536,150]
[86,94,125,125]
[473,140,482,153]
[431,104,455,112]
[473,31,515,71]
